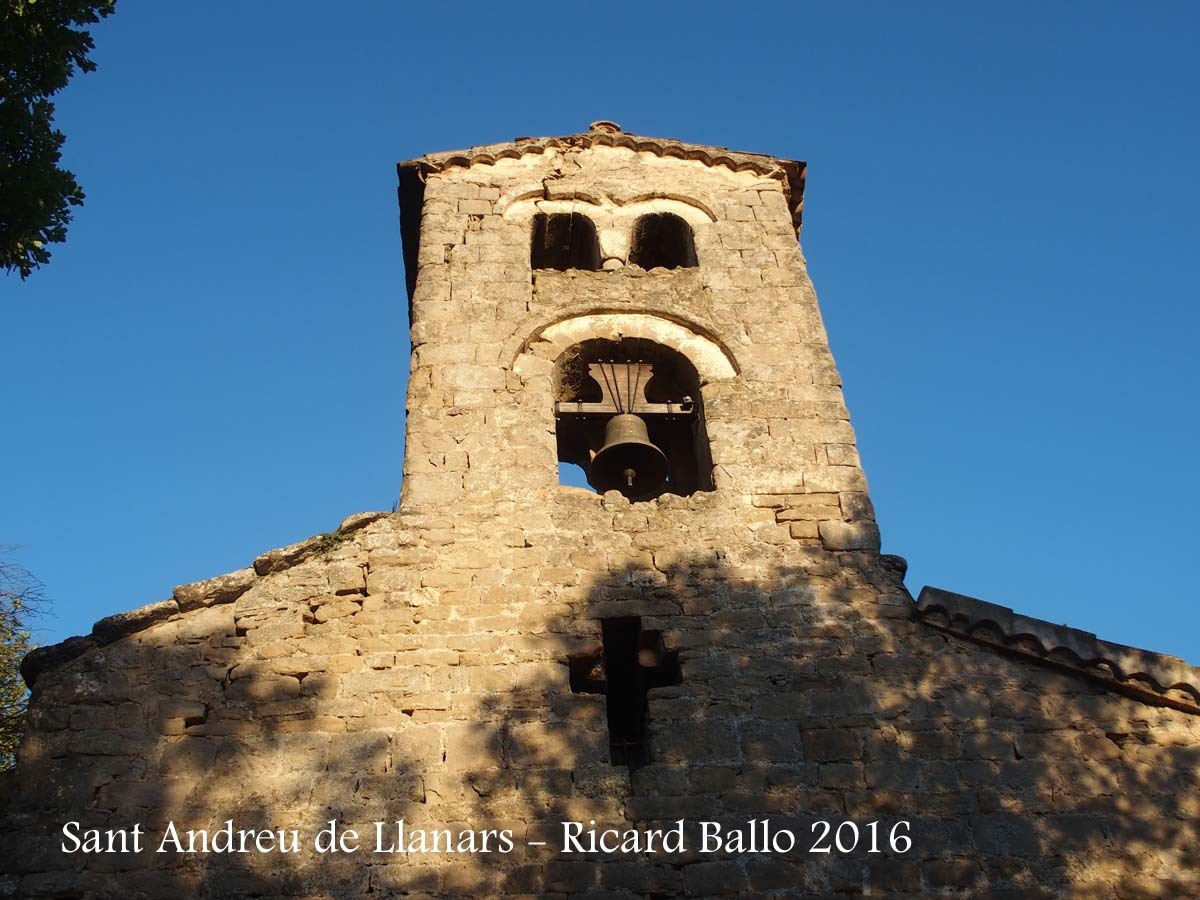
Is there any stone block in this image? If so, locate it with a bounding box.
[91,599,178,644]
[369,547,434,568]
[544,860,597,893]
[818,520,881,552]
[601,862,683,894]
[867,859,922,891]
[776,499,841,520]
[224,674,301,701]
[683,860,747,895]
[740,720,803,762]
[457,199,493,215]
[801,462,866,491]
[787,520,820,540]
[442,723,503,769]
[437,363,506,390]
[174,567,257,611]
[311,598,361,623]
[991,690,1039,719]
[839,490,876,522]
[327,560,366,594]
[809,685,877,717]
[926,858,982,887]
[746,859,805,891]
[803,729,861,762]
[962,732,1015,760]
[19,636,99,687]
[253,536,326,576]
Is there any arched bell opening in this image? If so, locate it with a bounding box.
[553,338,714,501]
[628,213,697,270]
[531,212,602,271]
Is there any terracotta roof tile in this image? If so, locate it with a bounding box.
[917,586,1200,715]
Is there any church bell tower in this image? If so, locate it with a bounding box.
[397,121,881,558]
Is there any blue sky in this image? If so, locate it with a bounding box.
[3,2,1198,663]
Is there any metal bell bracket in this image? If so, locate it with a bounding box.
[554,362,695,419]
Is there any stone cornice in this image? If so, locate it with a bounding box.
[397,126,807,231]
[916,586,1200,715]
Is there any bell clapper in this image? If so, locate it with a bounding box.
[623,468,637,488]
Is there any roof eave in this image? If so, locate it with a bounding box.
[916,586,1200,716]
[396,130,807,232]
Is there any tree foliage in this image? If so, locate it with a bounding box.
[1,548,42,770]
[1,0,115,279]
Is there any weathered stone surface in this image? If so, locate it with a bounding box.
[839,490,875,522]
[173,567,256,611]
[253,536,325,576]
[880,553,909,578]
[19,636,98,687]
[90,598,177,644]
[337,510,391,532]
[818,520,882,551]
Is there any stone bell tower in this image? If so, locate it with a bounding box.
[397,120,879,552]
[5,123,1198,899]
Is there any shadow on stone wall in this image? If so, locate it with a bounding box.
[474,558,1198,899]
[2,549,1198,898]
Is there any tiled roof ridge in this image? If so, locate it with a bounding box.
[916,586,1200,715]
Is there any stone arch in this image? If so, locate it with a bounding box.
[620,193,718,224]
[501,194,714,227]
[497,192,607,220]
[510,311,740,383]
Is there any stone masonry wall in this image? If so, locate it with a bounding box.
[2,135,1198,899]
[4,504,1198,898]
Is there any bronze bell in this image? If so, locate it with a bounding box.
[588,413,669,499]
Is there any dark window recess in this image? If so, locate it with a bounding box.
[629,213,697,270]
[531,213,602,271]
[569,617,681,771]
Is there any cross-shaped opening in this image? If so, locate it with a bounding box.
[568,617,681,771]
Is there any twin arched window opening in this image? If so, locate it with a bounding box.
[531,212,697,272]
